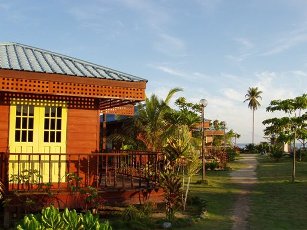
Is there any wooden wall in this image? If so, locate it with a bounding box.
[0,104,9,152]
[66,109,100,153]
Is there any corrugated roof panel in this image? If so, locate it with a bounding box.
[63,59,84,76]
[15,46,32,71]
[44,53,65,74]
[74,62,93,77]
[25,48,44,72]
[85,65,101,78]
[7,45,21,69]
[32,50,53,73]
[53,56,75,75]
[95,68,113,80]
[0,46,10,69]
[107,71,125,81]
[82,65,97,78]
[119,74,130,81]
[0,42,147,83]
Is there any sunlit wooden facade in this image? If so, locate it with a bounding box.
[0,43,166,209]
[0,42,147,154]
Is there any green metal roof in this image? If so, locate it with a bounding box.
[0,42,147,82]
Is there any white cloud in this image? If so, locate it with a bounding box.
[154,33,186,57]
[225,54,247,63]
[261,25,307,56]
[235,37,254,50]
[289,70,307,77]
[222,88,242,102]
[254,71,302,105]
[154,65,187,78]
[226,37,254,63]
[149,66,306,145]
[152,65,217,86]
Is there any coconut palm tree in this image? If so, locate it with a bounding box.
[136,87,182,151]
[109,87,182,151]
[244,87,263,144]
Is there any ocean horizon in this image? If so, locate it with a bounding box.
[236,143,303,149]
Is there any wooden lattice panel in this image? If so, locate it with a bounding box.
[0,92,137,110]
[101,105,135,116]
[0,77,50,93]
[195,121,211,129]
[0,92,98,110]
[205,130,224,136]
[0,76,145,100]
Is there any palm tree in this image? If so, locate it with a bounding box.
[136,87,182,151]
[244,87,262,144]
[108,88,182,151]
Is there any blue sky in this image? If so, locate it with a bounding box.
[1,0,307,144]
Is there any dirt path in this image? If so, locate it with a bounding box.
[230,154,258,230]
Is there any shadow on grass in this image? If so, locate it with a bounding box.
[182,168,244,230]
[248,156,307,230]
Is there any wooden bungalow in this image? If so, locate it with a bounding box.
[195,120,228,166]
[0,42,163,224]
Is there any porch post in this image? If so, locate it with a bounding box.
[102,114,107,151]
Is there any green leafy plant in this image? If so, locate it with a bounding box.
[10,169,44,190]
[66,173,83,192]
[119,204,154,230]
[82,211,100,229]
[141,202,155,218]
[226,148,237,162]
[62,208,83,229]
[17,214,42,230]
[269,144,284,162]
[122,205,144,221]
[16,206,113,230]
[205,161,219,171]
[41,206,64,229]
[160,172,183,221]
[80,186,104,212]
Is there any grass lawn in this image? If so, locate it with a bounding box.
[109,160,246,230]
[249,155,307,230]
[175,160,247,230]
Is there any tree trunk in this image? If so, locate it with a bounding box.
[182,167,185,206]
[183,176,191,211]
[292,132,296,183]
[252,109,255,145]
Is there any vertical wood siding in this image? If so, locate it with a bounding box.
[0,104,9,152]
[67,109,100,153]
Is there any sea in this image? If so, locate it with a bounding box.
[237,143,303,149]
[237,143,249,149]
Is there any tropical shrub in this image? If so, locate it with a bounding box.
[117,204,155,230]
[122,205,145,221]
[269,144,284,162]
[244,144,258,153]
[17,206,112,230]
[297,148,307,161]
[160,172,183,221]
[205,161,219,170]
[226,148,237,162]
[188,196,208,219]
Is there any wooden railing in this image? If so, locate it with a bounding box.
[0,152,9,189]
[0,151,163,193]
